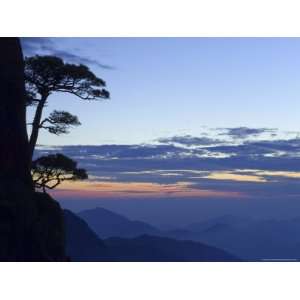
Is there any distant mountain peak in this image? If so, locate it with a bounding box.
[78,207,160,239]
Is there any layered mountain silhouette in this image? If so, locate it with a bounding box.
[73,207,300,261]
[105,235,240,262]
[165,215,300,261]
[103,235,239,262]
[185,215,253,232]
[78,207,160,238]
[64,210,108,261]
[64,209,239,261]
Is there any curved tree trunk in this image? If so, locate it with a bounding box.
[0,37,32,187]
[29,96,47,159]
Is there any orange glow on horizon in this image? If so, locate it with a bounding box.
[201,172,267,182]
[50,180,243,199]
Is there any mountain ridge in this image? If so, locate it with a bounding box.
[75,207,300,261]
[64,209,240,261]
[78,207,160,238]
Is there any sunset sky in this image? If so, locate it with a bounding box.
[22,38,300,226]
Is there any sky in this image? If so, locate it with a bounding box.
[22,37,300,145]
[21,38,300,226]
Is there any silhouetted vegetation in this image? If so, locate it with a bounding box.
[38,110,81,135]
[25,55,110,158]
[25,55,110,191]
[32,153,88,192]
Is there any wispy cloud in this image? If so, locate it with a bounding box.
[21,37,114,70]
[36,133,300,200]
[216,127,277,139]
[157,135,225,146]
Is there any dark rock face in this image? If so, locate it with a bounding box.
[0,185,66,261]
[0,38,32,186]
[32,193,66,261]
[0,38,67,261]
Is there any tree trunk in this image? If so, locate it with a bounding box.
[0,38,32,187]
[29,96,47,159]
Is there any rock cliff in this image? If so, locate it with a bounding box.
[0,38,67,261]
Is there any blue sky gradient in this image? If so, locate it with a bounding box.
[23,38,300,145]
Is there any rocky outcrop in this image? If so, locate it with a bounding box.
[0,38,32,186]
[0,38,67,261]
[0,186,66,261]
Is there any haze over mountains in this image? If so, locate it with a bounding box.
[65,206,300,261]
[64,209,238,262]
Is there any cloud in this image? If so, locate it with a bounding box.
[35,144,197,161]
[53,180,243,199]
[217,127,277,139]
[34,133,300,192]
[34,140,300,173]
[157,135,224,146]
[35,139,300,200]
[21,37,55,52]
[202,171,267,183]
[34,141,300,200]
[20,37,114,70]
